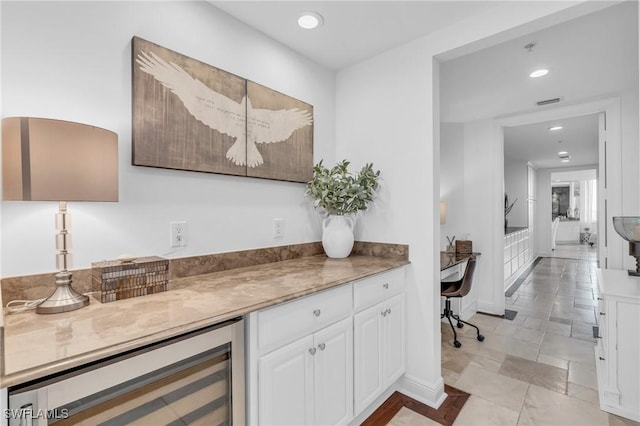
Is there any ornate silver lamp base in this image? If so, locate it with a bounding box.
[627,242,640,276]
[36,271,89,314]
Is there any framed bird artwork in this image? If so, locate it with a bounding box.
[131,36,314,183]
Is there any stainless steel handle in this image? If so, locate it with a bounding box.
[309,347,317,355]
[599,312,606,315]
[313,309,321,317]
[381,311,387,317]
[318,343,326,351]
[19,403,34,426]
[599,356,605,361]
[383,283,389,289]
[387,308,392,315]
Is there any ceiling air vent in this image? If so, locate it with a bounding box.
[537,98,561,106]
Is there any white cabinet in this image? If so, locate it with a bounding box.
[259,317,353,426]
[247,267,406,426]
[313,318,353,426]
[251,284,353,426]
[382,294,406,386]
[556,220,580,243]
[595,269,640,422]
[504,229,534,290]
[353,273,406,417]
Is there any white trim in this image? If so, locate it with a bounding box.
[398,373,447,409]
[0,387,7,426]
[504,257,537,295]
[497,96,623,271]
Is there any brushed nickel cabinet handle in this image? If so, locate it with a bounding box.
[309,347,317,355]
[318,343,326,351]
[383,283,389,289]
[313,309,321,317]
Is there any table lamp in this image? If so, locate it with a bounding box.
[2,117,118,313]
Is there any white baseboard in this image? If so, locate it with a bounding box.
[460,300,477,321]
[398,374,447,409]
[477,300,503,315]
[348,375,447,425]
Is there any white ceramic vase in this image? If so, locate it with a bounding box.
[322,215,355,258]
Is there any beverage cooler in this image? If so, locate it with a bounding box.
[6,318,244,426]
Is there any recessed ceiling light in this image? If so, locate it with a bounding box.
[549,126,563,131]
[558,151,568,155]
[530,69,549,78]
[297,11,323,29]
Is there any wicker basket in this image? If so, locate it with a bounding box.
[91,256,169,303]
[455,240,473,254]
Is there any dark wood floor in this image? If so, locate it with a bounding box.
[361,385,470,426]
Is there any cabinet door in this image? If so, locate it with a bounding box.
[384,294,406,386]
[259,335,314,426]
[353,303,384,415]
[314,317,353,426]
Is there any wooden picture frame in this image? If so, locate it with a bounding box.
[132,36,313,182]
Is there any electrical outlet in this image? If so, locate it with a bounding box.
[170,221,187,247]
[273,218,284,239]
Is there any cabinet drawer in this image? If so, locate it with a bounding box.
[354,268,405,312]
[257,284,353,354]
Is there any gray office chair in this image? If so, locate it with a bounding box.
[441,258,485,348]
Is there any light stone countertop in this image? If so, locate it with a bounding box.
[1,254,408,387]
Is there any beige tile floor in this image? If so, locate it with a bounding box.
[389,243,640,425]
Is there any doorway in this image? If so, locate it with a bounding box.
[550,169,598,262]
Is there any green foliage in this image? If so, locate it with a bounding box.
[305,159,381,216]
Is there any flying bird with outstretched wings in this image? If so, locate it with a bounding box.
[136,51,312,168]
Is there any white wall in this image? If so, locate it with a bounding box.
[336,0,587,408]
[504,156,528,228]
[463,120,504,315]
[620,90,640,218]
[0,1,336,277]
[439,122,465,249]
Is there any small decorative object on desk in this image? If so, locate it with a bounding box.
[456,240,473,255]
[92,256,169,303]
[446,235,456,253]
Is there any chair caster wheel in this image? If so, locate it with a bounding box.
[477,335,485,342]
[457,323,464,328]
[454,340,462,348]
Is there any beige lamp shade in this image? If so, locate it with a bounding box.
[440,201,446,225]
[2,117,118,201]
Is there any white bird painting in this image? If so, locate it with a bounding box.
[135,50,313,169]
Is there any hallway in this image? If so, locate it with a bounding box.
[550,242,598,262]
[387,255,638,425]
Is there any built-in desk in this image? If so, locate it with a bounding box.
[440,252,480,321]
[440,252,480,281]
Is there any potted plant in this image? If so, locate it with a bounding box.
[305,159,381,258]
[505,194,517,230]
